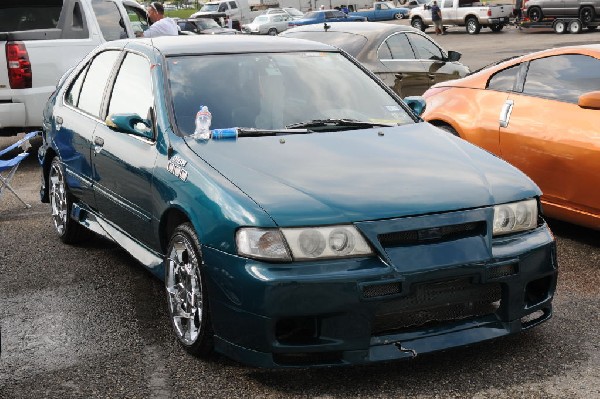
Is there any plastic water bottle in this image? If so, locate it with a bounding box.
[193,106,211,140]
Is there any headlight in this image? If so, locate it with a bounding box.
[493,199,538,236]
[236,225,373,261]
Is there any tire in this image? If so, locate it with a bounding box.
[267,28,277,36]
[579,6,595,24]
[165,223,214,357]
[394,12,404,19]
[466,17,481,34]
[49,157,90,244]
[490,23,504,32]
[528,6,543,22]
[568,19,582,33]
[437,124,459,137]
[411,17,427,32]
[553,20,567,33]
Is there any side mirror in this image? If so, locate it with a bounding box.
[446,50,462,62]
[578,91,600,110]
[106,113,153,139]
[403,96,427,116]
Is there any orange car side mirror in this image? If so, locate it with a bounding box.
[578,91,600,110]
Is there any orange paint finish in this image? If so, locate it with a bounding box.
[422,45,600,230]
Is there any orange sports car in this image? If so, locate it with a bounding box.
[422,45,600,230]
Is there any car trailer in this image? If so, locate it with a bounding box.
[520,17,600,33]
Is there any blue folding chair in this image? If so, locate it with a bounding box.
[0,131,39,209]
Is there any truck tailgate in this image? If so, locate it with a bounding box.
[489,4,512,18]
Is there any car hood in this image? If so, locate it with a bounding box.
[184,123,540,226]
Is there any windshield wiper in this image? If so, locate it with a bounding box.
[285,119,396,129]
[236,128,311,137]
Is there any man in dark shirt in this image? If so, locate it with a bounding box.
[431,1,443,35]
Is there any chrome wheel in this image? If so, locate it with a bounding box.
[466,17,481,34]
[167,235,203,345]
[554,20,567,33]
[394,13,404,19]
[49,159,68,236]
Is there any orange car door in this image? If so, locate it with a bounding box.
[499,54,600,218]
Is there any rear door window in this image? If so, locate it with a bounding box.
[487,64,520,92]
[77,51,120,118]
[406,33,443,60]
[383,33,416,60]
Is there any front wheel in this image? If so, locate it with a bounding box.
[394,12,404,19]
[580,6,595,24]
[267,28,277,35]
[528,6,543,22]
[49,157,90,244]
[490,23,504,32]
[411,17,427,32]
[466,17,481,34]
[165,223,214,357]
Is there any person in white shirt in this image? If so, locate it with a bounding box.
[137,2,179,37]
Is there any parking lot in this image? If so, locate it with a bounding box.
[1,23,599,398]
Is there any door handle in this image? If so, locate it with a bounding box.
[93,136,104,154]
[427,74,436,80]
[55,115,63,131]
[499,100,514,128]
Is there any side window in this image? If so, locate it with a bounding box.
[65,64,90,107]
[77,51,120,117]
[229,1,238,9]
[377,42,393,60]
[91,0,127,41]
[73,2,84,29]
[443,0,454,7]
[108,53,154,125]
[383,34,416,60]
[218,3,228,12]
[523,54,600,103]
[487,64,520,92]
[407,33,443,60]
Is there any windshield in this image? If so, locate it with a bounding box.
[195,18,220,29]
[167,52,414,135]
[200,4,219,12]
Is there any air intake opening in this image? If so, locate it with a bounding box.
[378,221,486,247]
[525,276,552,307]
[275,317,319,345]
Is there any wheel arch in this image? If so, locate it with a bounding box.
[159,206,192,254]
[41,147,58,203]
[463,14,479,24]
[428,119,464,138]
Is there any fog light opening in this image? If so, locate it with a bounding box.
[525,276,552,307]
[275,317,319,345]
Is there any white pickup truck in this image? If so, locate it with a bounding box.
[409,0,513,34]
[0,0,147,136]
[190,0,261,30]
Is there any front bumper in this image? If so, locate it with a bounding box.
[201,211,557,368]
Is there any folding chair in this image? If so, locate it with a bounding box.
[0,131,39,209]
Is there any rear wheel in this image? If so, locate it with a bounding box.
[579,6,595,24]
[267,28,277,35]
[165,223,214,357]
[394,12,404,19]
[490,23,504,32]
[49,157,90,244]
[466,17,481,34]
[411,17,427,32]
[568,19,582,33]
[553,20,567,33]
[528,6,543,22]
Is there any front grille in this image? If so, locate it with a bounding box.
[372,278,501,336]
[378,222,485,247]
[362,282,402,298]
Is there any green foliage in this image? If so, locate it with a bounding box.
[165,9,199,18]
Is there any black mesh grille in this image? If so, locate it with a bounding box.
[372,278,501,336]
[363,282,402,298]
[378,222,485,247]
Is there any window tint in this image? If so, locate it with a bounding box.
[91,0,127,41]
[218,3,227,12]
[0,3,61,31]
[523,54,600,103]
[407,33,443,60]
[77,51,120,117]
[108,53,153,122]
[487,64,519,92]
[384,33,415,60]
[229,1,238,9]
[65,64,89,107]
[377,42,392,59]
[442,0,453,7]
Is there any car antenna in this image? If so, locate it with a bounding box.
[323,22,330,31]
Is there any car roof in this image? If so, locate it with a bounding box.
[123,35,336,56]
[285,21,417,36]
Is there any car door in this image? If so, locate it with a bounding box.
[377,32,429,97]
[57,50,121,208]
[406,32,463,87]
[91,51,158,246]
[500,54,600,217]
[442,0,457,21]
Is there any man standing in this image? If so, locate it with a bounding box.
[431,1,443,35]
[137,2,179,37]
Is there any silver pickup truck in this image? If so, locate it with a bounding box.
[410,0,513,33]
